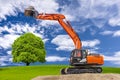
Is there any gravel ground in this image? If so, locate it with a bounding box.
[32,73,120,80]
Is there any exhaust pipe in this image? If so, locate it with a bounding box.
[24,6,38,18]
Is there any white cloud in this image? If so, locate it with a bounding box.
[82,39,100,47]
[0,55,21,66]
[11,24,44,38]
[51,35,100,51]
[60,0,120,27]
[0,0,59,21]
[104,56,120,61]
[100,30,120,37]
[100,30,113,35]
[0,23,48,49]
[0,62,8,66]
[46,56,68,62]
[51,35,74,51]
[114,51,120,56]
[0,56,12,66]
[7,51,11,55]
[113,30,120,37]
[0,0,60,46]
[109,17,120,26]
[0,33,47,49]
[104,51,120,65]
[0,23,37,34]
[1,0,120,27]
[39,20,58,27]
[0,0,17,21]
[0,0,61,27]
[0,34,19,49]
[33,33,46,42]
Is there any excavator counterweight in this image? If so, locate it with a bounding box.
[24,6,104,74]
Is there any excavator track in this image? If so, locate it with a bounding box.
[61,67,102,74]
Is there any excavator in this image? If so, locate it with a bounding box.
[24,6,104,74]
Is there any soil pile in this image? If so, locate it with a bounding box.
[32,73,120,80]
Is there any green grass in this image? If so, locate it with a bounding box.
[103,67,120,73]
[0,65,120,80]
[0,65,67,80]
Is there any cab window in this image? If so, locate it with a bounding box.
[74,50,81,57]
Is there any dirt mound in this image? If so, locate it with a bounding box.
[32,73,120,80]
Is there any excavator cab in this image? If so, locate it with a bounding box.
[70,49,88,66]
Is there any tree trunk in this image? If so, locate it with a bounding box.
[26,62,30,66]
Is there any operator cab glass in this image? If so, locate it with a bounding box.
[81,50,87,59]
[72,50,81,57]
[71,49,88,59]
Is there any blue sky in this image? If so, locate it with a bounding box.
[0,0,120,67]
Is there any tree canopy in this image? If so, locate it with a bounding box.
[12,33,46,66]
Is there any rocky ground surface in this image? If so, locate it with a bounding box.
[32,73,120,80]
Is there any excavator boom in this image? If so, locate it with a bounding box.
[36,14,82,49]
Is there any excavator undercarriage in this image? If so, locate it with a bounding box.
[61,66,102,74]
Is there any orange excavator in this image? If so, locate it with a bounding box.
[24,6,104,74]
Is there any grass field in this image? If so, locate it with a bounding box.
[0,65,120,80]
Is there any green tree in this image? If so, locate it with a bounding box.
[12,33,46,66]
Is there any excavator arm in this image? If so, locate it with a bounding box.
[25,7,82,49]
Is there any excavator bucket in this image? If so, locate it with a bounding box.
[24,6,38,18]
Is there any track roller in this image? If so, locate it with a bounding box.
[61,68,66,74]
[95,67,102,73]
